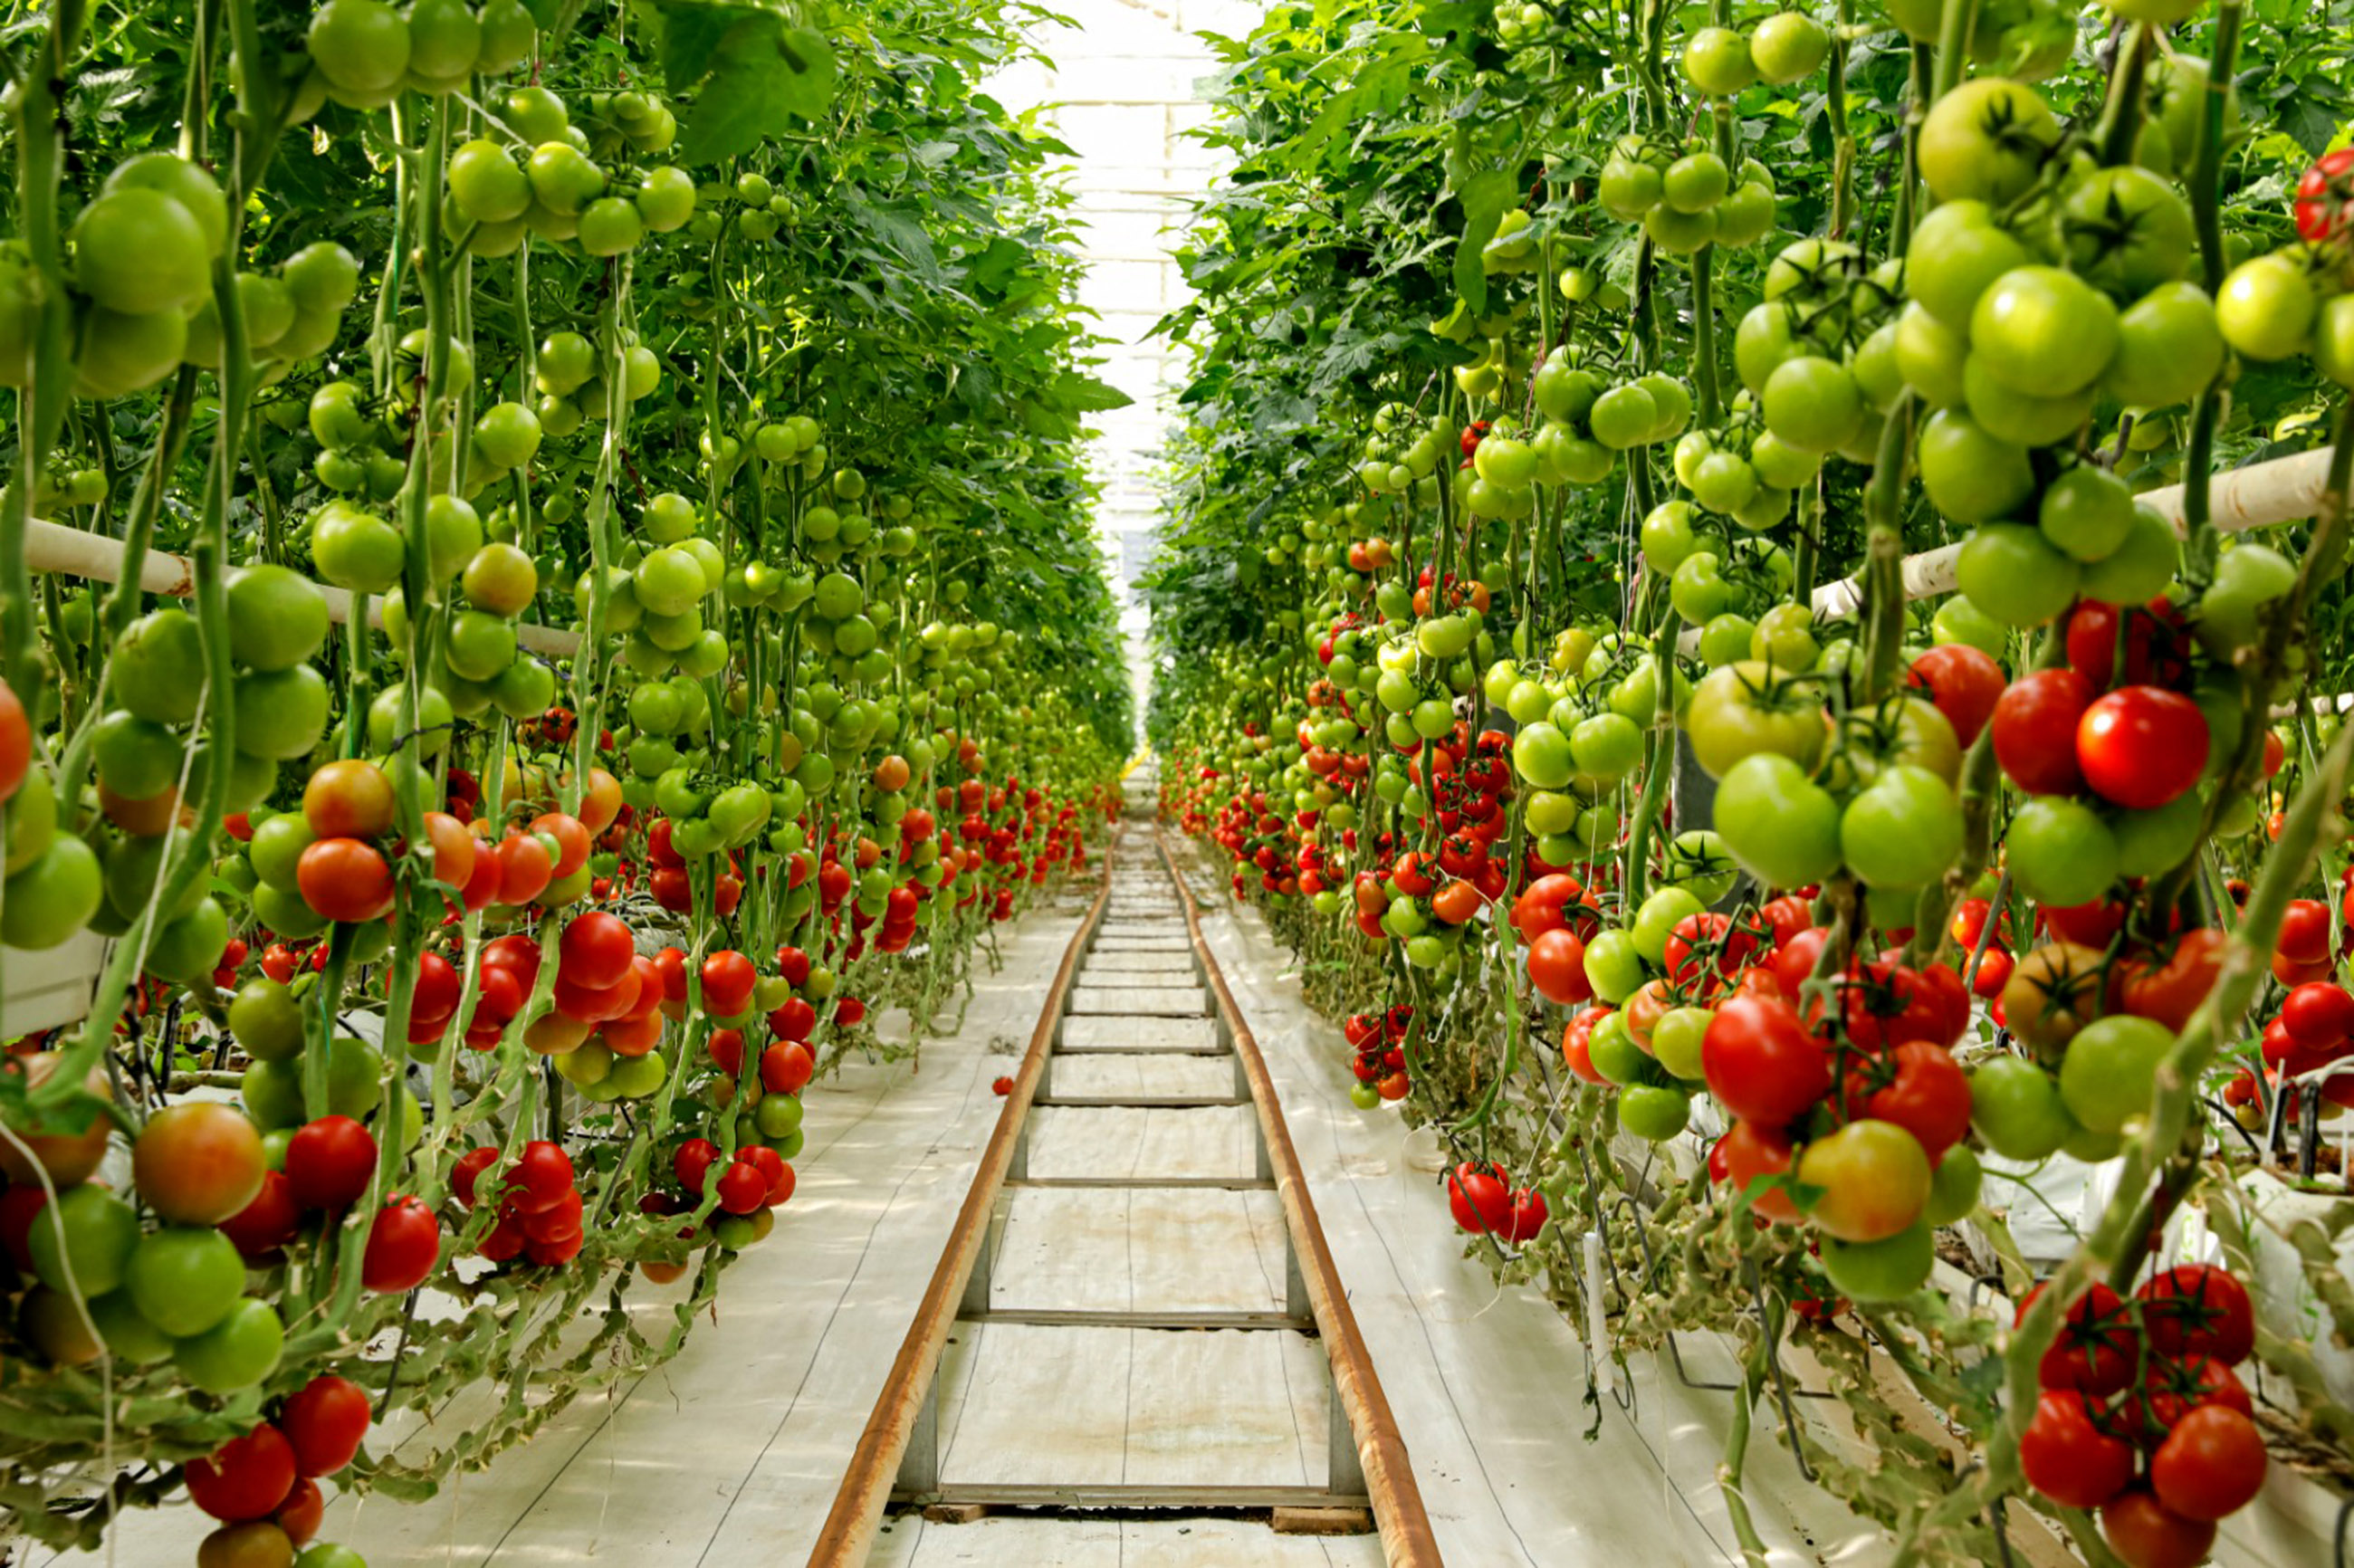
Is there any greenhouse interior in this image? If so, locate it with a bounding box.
[0,0,2351,1563]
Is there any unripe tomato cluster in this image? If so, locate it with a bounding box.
[26,152,362,400]
[444,85,694,261]
[305,0,540,109]
[1597,134,1779,255]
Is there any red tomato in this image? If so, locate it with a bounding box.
[421,810,475,889]
[1842,1040,1971,1157]
[674,1138,722,1194]
[0,678,27,804]
[1510,873,1592,941]
[2023,1279,2137,1395]
[1503,1188,1548,1244]
[219,1170,301,1257]
[280,1375,370,1477]
[297,837,395,923]
[1711,1119,1800,1223]
[2278,897,2332,965]
[494,833,553,905]
[2076,686,2208,810]
[2021,1390,2136,1509]
[2129,1354,2253,1442]
[407,951,461,1027]
[2293,146,2354,243]
[185,1423,297,1521]
[274,1476,324,1545]
[760,1040,814,1095]
[1663,911,1756,992]
[1445,1162,1512,1236]
[461,837,505,911]
[361,1196,441,1293]
[528,812,590,877]
[1701,994,1832,1127]
[1526,927,1592,1005]
[552,964,641,1025]
[2112,931,2225,1034]
[602,1009,664,1056]
[2100,1487,2216,1568]
[714,1161,769,1215]
[2043,896,2127,949]
[451,1146,500,1208]
[2282,980,2354,1047]
[1561,1007,1611,1083]
[2136,1265,2255,1365]
[2065,598,2187,692]
[1993,668,2095,796]
[1906,643,2005,745]
[701,949,757,1016]
[2149,1406,2266,1521]
[508,1141,575,1211]
[1842,959,1957,1049]
[559,911,636,989]
[283,1116,378,1210]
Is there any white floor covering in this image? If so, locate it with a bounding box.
[990,1187,1288,1315]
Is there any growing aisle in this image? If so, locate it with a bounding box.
[62,794,1915,1567]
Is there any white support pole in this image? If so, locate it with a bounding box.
[1809,445,2339,617]
[23,517,584,657]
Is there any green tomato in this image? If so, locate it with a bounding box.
[1617,1084,1691,1141]
[1919,409,2033,524]
[2077,504,2179,605]
[1651,1006,1712,1080]
[174,1296,284,1393]
[2112,790,2205,878]
[1817,1224,1935,1303]
[2004,796,2120,907]
[125,1227,247,1336]
[1686,659,1824,779]
[1839,764,1962,889]
[1956,524,2080,628]
[1750,602,1822,670]
[1714,751,1842,890]
[1630,885,1705,963]
[1586,1011,1651,1085]
[1920,1146,1983,1227]
[29,1185,140,1298]
[2058,1014,2175,1134]
[1569,712,1643,781]
[1511,721,1576,789]
[1968,1055,2074,1161]
[1583,930,1646,1005]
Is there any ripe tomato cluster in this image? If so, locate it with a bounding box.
[1343,1002,1415,1106]
[454,1139,587,1267]
[1444,1160,1548,1245]
[2018,1267,2265,1568]
[184,1372,370,1565]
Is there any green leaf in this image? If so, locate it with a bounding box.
[1048,372,1134,414]
[1450,167,1515,319]
[657,5,837,164]
[774,26,837,120]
